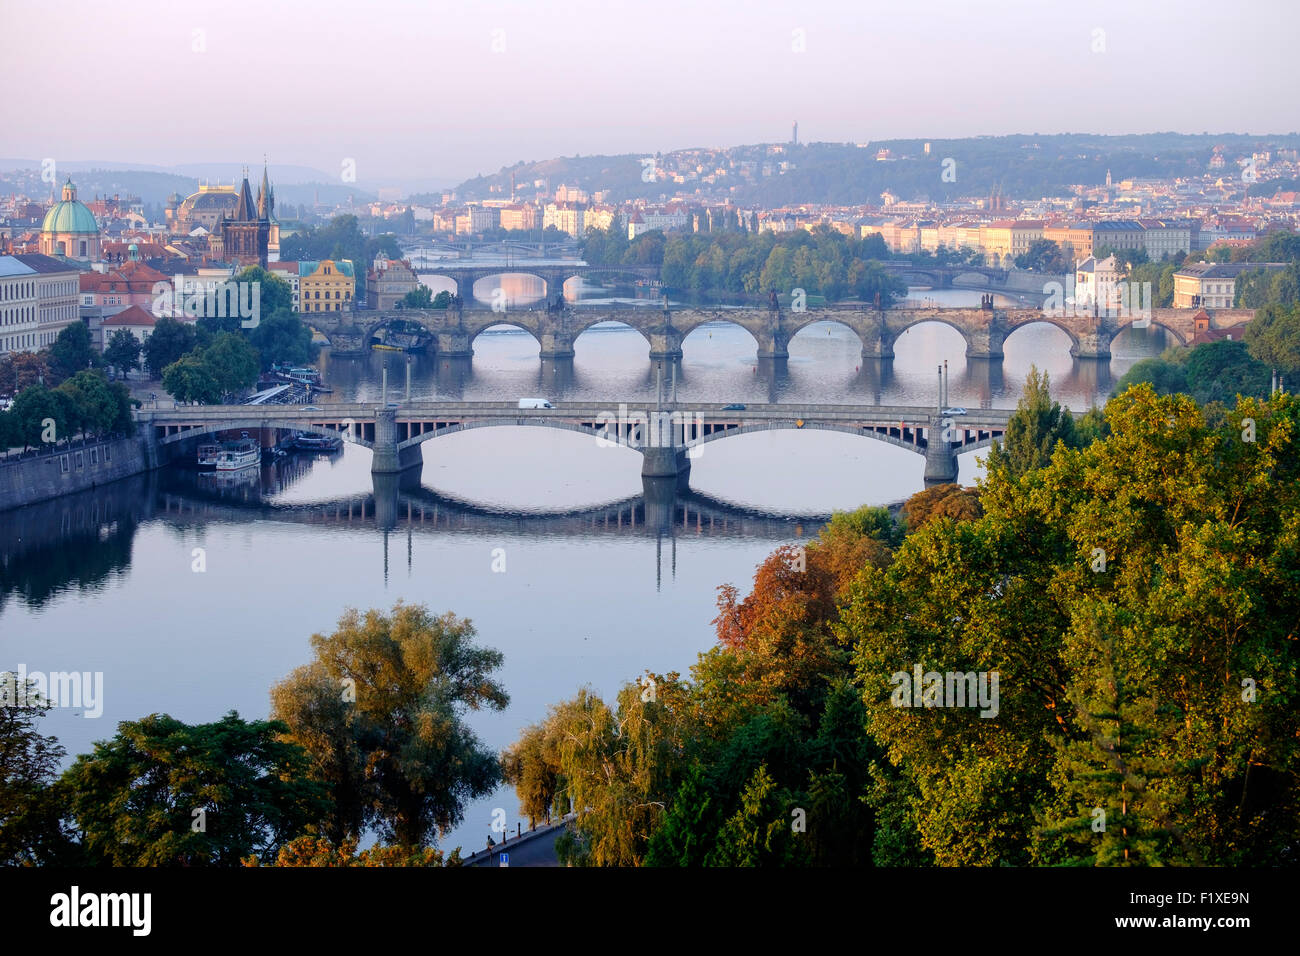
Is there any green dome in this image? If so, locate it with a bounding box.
[41,179,99,235]
[42,200,98,234]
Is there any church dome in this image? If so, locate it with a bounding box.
[41,178,99,235]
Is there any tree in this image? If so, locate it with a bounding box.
[1245,303,1300,383]
[985,366,1078,479]
[56,371,120,437]
[248,312,314,369]
[500,720,562,828]
[144,317,198,377]
[399,285,433,309]
[104,329,141,379]
[842,386,1300,865]
[47,321,98,382]
[200,332,260,398]
[1015,238,1066,273]
[235,266,294,318]
[900,484,983,532]
[0,674,74,865]
[0,351,50,396]
[61,711,328,866]
[162,356,221,404]
[270,602,509,847]
[244,835,462,867]
[9,384,63,449]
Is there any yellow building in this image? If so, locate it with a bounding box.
[299,259,354,313]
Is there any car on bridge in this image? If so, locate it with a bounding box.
[942,407,968,416]
[518,398,554,409]
[721,403,746,411]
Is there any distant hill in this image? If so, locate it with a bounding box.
[0,161,378,207]
[455,132,1300,206]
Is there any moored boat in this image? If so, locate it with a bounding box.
[215,434,261,471]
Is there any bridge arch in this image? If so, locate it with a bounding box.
[687,420,930,455]
[465,318,544,350]
[571,315,653,349]
[463,271,554,305]
[1113,319,1187,347]
[396,418,637,451]
[155,419,374,449]
[678,315,763,349]
[786,315,867,349]
[1003,317,1082,351]
[890,316,977,354]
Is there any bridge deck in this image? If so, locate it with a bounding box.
[139,401,1013,428]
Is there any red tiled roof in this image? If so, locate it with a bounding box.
[102,305,156,327]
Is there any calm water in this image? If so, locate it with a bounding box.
[0,287,1169,855]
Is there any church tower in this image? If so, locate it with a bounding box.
[218,165,270,268]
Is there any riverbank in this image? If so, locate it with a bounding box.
[0,434,161,513]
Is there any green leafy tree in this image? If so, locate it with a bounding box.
[9,384,63,449]
[47,321,98,382]
[1245,303,1300,383]
[270,602,508,847]
[399,285,433,309]
[61,711,328,866]
[56,371,120,437]
[200,332,261,398]
[144,317,198,377]
[248,312,314,369]
[0,675,76,865]
[235,266,294,317]
[985,366,1078,479]
[843,386,1300,865]
[162,356,221,404]
[104,329,141,379]
[1015,238,1066,273]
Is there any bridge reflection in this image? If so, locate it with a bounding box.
[0,463,828,606]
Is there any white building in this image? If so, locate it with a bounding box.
[0,253,81,354]
[1075,254,1122,310]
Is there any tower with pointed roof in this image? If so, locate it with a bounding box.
[216,165,271,267]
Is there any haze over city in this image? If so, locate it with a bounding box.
[3,0,1298,184]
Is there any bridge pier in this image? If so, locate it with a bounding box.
[435,330,473,358]
[647,328,683,361]
[371,407,423,476]
[861,329,896,360]
[966,320,1007,360]
[640,445,691,491]
[539,330,576,360]
[1071,327,1115,360]
[757,328,790,361]
[923,417,959,487]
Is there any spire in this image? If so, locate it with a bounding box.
[258,159,271,218]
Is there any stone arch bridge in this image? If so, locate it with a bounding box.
[309,302,1245,362]
[140,401,1012,491]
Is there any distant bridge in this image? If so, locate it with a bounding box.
[309,301,1252,362]
[139,400,1013,490]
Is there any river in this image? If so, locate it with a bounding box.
[0,287,1170,856]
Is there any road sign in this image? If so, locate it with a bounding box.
[499,852,509,867]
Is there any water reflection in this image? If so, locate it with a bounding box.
[317,318,1160,412]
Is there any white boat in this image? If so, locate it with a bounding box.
[215,434,261,471]
[197,443,222,469]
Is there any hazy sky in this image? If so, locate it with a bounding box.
[3,0,1297,187]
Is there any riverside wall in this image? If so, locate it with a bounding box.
[0,434,162,513]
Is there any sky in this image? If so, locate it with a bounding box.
[3,0,1298,189]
